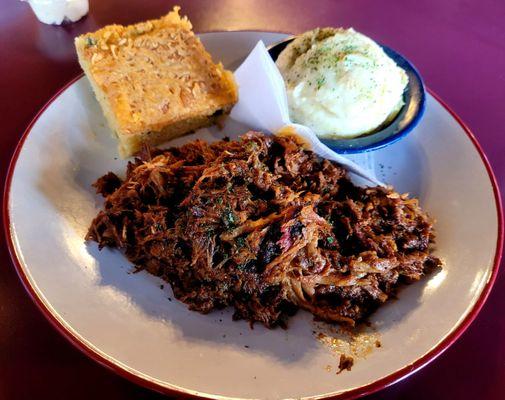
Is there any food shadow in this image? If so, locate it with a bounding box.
[86,242,322,365]
[369,266,442,331]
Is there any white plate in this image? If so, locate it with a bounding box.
[4,32,503,400]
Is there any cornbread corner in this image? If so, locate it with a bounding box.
[74,6,238,158]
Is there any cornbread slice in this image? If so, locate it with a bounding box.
[75,7,238,157]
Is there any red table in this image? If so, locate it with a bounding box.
[1,1,504,398]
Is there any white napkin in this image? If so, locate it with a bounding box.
[230,41,382,187]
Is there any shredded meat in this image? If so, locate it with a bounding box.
[86,132,441,328]
[337,354,354,374]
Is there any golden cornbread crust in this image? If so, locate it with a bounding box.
[75,7,238,157]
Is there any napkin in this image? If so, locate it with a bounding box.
[230,41,382,187]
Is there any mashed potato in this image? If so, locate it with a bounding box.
[276,28,408,138]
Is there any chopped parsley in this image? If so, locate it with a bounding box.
[222,208,237,229]
[85,37,97,47]
[316,76,326,90]
[246,141,259,152]
[236,236,246,248]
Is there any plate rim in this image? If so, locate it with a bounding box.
[3,44,503,399]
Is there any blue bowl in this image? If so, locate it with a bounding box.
[267,38,425,154]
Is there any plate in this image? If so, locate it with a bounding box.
[4,31,503,400]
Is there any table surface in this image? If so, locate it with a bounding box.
[1,0,504,399]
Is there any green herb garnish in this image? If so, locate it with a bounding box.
[236,236,246,248]
[222,208,237,229]
[316,76,326,90]
[85,37,97,47]
[246,141,259,152]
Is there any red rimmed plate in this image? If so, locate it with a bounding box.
[3,31,503,399]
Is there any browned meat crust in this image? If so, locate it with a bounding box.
[86,132,441,328]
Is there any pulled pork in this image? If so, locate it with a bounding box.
[87,132,441,328]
